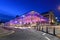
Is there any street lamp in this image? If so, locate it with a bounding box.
[55,17,58,19]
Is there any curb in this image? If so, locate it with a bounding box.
[0,31,15,37]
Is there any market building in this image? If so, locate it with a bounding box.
[4,10,48,27]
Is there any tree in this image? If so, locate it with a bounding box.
[16,15,19,18]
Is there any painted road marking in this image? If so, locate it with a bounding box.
[45,36,50,40]
[42,33,46,35]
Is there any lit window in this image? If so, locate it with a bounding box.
[20,22,22,24]
[22,15,25,17]
[30,22,32,24]
[24,22,26,24]
[15,21,17,23]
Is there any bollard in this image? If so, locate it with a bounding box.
[37,26,39,31]
[38,26,40,31]
[53,27,56,36]
[37,26,38,31]
[39,28,40,31]
[46,27,48,33]
[42,26,43,32]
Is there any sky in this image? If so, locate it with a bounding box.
[0,0,60,22]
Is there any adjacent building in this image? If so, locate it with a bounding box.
[41,10,56,25]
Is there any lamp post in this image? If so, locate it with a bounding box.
[55,17,58,25]
[55,17,57,25]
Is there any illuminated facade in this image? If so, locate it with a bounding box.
[4,10,48,27]
[41,10,56,24]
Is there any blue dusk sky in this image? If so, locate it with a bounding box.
[0,0,60,22]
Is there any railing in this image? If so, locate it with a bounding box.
[35,24,60,38]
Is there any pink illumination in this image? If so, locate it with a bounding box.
[5,11,48,26]
[19,22,22,24]
[40,19,45,21]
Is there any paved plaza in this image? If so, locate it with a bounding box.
[0,28,60,40]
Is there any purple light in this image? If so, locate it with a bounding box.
[5,11,48,26]
[19,22,22,24]
[15,21,17,23]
